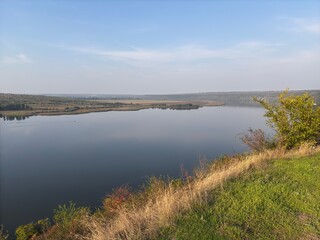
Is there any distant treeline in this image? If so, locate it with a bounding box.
[0,103,32,111]
[142,90,320,107]
[47,90,320,107]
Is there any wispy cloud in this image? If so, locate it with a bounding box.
[283,17,320,34]
[56,41,279,64]
[1,54,33,64]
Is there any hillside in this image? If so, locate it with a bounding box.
[142,90,320,107]
[157,151,320,240]
[77,146,320,240]
[47,90,320,107]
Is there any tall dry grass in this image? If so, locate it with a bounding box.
[81,144,320,240]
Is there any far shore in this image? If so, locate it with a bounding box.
[0,94,224,119]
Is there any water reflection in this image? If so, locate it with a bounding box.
[1,115,30,121]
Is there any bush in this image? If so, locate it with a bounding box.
[53,201,88,228]
[36,218,51,233]
[254,90,320,149]
[15,218,50,240]
[15,223,37,240]
[51,201,90,239]
[103,186,132,217]
[240,128,276,152]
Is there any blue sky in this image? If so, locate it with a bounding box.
[0,1,319,94]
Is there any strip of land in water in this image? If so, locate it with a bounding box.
[0,93,223,119]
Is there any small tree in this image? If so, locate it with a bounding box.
[254,90,320,149]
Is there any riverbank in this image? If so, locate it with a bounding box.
[157,148,320,240]
[87,145,319,240]
[0,93,223,119]
[5,144,319,240]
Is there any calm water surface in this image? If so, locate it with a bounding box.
[0,106,271,232]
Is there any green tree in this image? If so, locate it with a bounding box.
[254,90,320,149]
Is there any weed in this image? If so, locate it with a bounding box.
[0,225,8,240]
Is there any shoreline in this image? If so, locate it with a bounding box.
[0,99,224,119]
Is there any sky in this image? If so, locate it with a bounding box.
[0,0,319,94]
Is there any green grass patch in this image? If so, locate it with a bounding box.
[157,153,320,240]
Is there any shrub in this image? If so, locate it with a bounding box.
[240,128,276,152]
[36,218,51,233]
[39,201,91,240]
[15,223,37,240]
[53,202,89,230]
[103,186,132,217]
[15,218,50,240]
[254,90,320,149]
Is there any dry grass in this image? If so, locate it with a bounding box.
[81,144,320,240]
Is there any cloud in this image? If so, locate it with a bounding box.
[283,17,320,34]
[57,41,279,64]
[1,54,33,64]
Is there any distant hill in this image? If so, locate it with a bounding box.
[46,90,320,107]
[143,90,320,106]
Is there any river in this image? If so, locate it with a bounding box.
[0,106,271,233]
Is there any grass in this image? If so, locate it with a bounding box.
[80,145,320,240]
[156,152,320,240]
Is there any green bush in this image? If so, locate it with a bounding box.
[51,201,90,239]
[53,201,87,227]
[36,218,51,233]
[254,90,320,149]
[15,223,37,240]
[15,218,50,240]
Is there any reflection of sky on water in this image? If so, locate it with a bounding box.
[0,106,270,233]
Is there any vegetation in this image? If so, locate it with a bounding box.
[254,90,320,149]
[142,90,320,107]
[0,225,8,240]
[79,145,319,240]
[49,202,90,239]
[0,93,219,119]
[15,219,49,240]
[0,104,32,111]
[157,152,320,240]
[13,203,90,240]
[239,128,276,152]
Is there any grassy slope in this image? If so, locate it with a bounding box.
[157,153,320,240]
